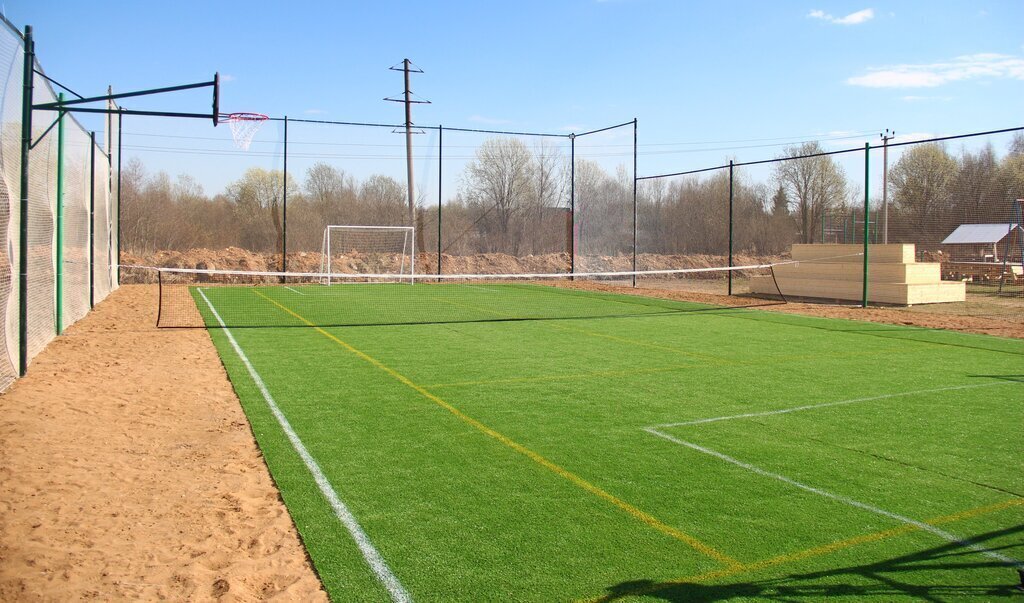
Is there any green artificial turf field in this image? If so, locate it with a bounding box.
[192,282,1023,601]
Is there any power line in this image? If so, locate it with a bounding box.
[119,128,880,152]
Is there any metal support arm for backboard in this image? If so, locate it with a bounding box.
[32,73,220,126]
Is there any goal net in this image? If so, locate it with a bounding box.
[319,225,416,285]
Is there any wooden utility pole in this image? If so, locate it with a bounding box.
[386,60,429,238]
[880,129,895,244]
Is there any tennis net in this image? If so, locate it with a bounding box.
[134,263,787,328]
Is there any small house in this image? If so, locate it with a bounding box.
[940,223,1022,262]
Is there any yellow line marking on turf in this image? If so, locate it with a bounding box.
[581,497,1024,602]
[252,290,742,568]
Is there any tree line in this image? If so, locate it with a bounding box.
[121,131,1023,259]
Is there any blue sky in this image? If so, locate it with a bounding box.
[8,0,1023,196]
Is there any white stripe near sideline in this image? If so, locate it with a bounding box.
[284,286,306,295]
[655,382,1018,428]
[197,288,412,602]
[644,426,1024,570]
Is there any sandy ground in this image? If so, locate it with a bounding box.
[0,285,327,602]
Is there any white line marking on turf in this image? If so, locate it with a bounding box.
[284,286,305,295]
[643,426,1024,570]
[655,382,1018,428]
[198,289,412,602]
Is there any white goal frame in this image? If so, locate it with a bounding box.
[319,225,416,285]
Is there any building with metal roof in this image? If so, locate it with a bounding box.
[940,223,1022,262]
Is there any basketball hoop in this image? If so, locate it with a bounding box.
[218,112,269,150]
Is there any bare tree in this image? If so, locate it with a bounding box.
[461,138,534,253]
[1010,131,1024,157]
[304,162,357,223]
[358,174,407,225]
[226,168,298,254]
[773,142,848,243]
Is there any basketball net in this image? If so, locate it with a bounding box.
[219,113,269,150]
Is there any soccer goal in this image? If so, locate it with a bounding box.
[319,225,416,285]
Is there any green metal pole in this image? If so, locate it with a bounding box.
[632,118,637,288]
[116,109,122,285]
[437,125,442,277]
[18,26,34,376]
[89,131,95,308]
[55,92,65,334]
[282,116,288,276]
[727,160,734,295]
[862,142,870,308]
[570,133,575,276]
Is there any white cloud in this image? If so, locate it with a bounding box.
[219,74,237,83]
[847,53,1024,87]
[468,115,511,125]
[304,109,327,115]
[808,8,874,25]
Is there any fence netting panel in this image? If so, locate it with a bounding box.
[573,126,633,275]
[27,67,57,361]
[118,113,284,281]
[93,145,113,301]
[635,167,732,293]
[437,130,571,274]
[878,133,1023,318]
[0,26,22,390]
[62,120,91,328]
[281,121,436,275]
[100,99,119,297]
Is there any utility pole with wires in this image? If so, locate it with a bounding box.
[880,129,895,244]
[385,59,429,248]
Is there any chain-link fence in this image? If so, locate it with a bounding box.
[0,19,119,391]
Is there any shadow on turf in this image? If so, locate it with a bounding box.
[720,311,1024,357]
[598,523,1024,601]
[172,301,787,330]
[969,374,1024,383]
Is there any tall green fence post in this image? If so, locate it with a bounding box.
[862,142,870,308]
[281,116,288,276]
[55,92,65,334]
[570,133,575,276]
[18,25,34,376]
[89,131,95,308]
[632,118,637,288]
[437,125,443,277]
[728,160,734,295]
[116,109,122,285]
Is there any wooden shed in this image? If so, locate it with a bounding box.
[940,223,1022,262]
